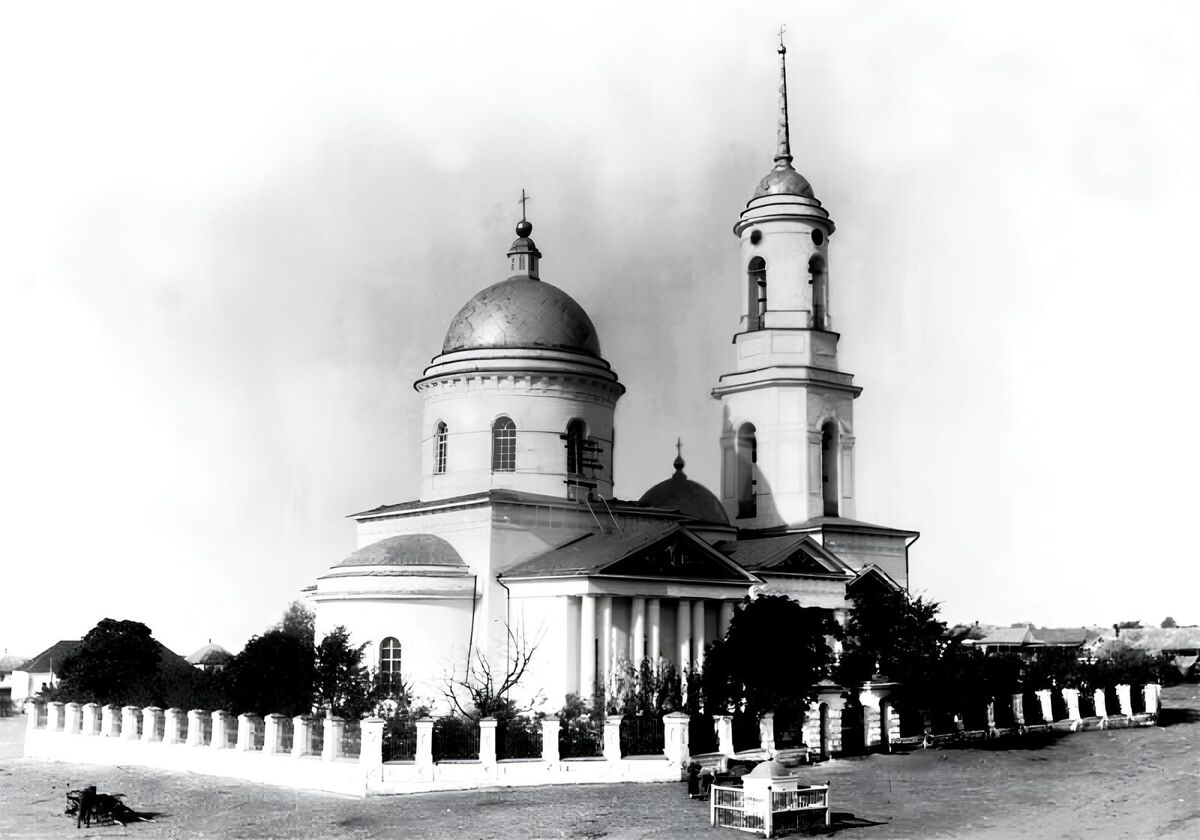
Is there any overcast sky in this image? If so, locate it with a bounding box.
[2,1,1198,659]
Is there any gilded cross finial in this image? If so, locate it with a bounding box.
[673,437,686,475]
[518,189,531,222]
[778,24,787,54]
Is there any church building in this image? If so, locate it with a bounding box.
[307,44,918,710]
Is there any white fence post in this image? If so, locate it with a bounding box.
[186,710,205,746]
[1115,684,1133,717]
[142,707,163,742]
[479,718,498,770]
[415,718,434,774]
[360,716,384,788]
[211,710,230,749]
[81,703,100,735]
[759,712,775,755]
[63,702,82,734]
[100,704,119,737]
[1034,690,1053,724]
[121,706,140,740]
[322,716,345,761]
[714,715,734,756]
[263,713,285,755]
[238,713,262,751]
[1093,688,1108,720]
[292,716,311,757]
[603,715,624,762]
[1144,684,1161,715]
[540,716,561,763]
[1062,689,1081,722]
[1010,694,1025,726]
[663,712,689,771]
[164,708,185,745]
[46,701,64,732]
[25,700,43,733]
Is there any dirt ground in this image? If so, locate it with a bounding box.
[1,684,1197,839]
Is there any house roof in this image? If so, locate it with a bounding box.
[501,522,759,583]
[1030,627,1103,646]
[186,642,233,666]
[974,626,1035,646]
[17,640,82,673]
[719,534,854,576]
[0,654,29,673]
[1116,626,1200,651]
[739,516,919,540]
[847,564,905,592]
[18,638,186,673]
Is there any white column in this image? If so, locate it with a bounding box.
[631,596,646,669]
[599,596,614,696]
[692,600,707,670]
[579,595,597,698]
[718,601,736,639]
[647,598,661,671]
[676,599,692,671]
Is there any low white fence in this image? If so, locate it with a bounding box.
[23,704,689,796]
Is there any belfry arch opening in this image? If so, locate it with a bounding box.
[736,422,758,519]
[748,257,767,330]
[821,420,839,516]
[809,254,828,330]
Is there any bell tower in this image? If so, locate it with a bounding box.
[713,36,861,529]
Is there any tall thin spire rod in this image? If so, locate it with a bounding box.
[775,25,793,165]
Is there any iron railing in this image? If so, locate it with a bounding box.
[382,719,417,762]
[308,717,325,755]
[618,716,663,756]
[277,717,294,753]
[341,721,361,759]
[432,717,480,761]
[558,717,603,758]
[497,718,542,759]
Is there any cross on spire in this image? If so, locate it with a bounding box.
[775,26,793,165]
[673,437,686,475]
[518,189,531,222]
[778,24,787,53]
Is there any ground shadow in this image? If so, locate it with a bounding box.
[1157,707,1200,727]
[810,811,889,835]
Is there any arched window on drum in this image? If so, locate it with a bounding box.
[379,637,402,693]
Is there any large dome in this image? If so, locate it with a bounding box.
[442,276,601,356]
[639,454,730,526]
[335,534,466,568]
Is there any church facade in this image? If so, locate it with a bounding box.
[307,46,918,711]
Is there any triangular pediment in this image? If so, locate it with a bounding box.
[601,529,756,582]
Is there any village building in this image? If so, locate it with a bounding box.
[307,42,919,711]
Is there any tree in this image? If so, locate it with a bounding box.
[314,626,386,720]
[55,619,162,706]
[224,630,315,717]
[703,595,837,718]
[442,625,541,720]
[610,658,683,716]
[275,601,316,642]
[1161,616,1177,629]
[838,587,947,693]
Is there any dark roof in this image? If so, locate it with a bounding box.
[18,638,186,673]
[718,534,852,576]
[335,534,466,568]
[973,627,1035,646]
[186,643,233,666]
[738,516,919,540]
[846,564,904,593]
[17,640,81,673]
[349,489,676,521]
[502,522,758,582]
[1030,627,1101,646]
[638,464,729,526]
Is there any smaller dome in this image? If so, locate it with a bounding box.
[639,447,729,525]
[752,162,814,200]
[187,642,232,667]
[335,534,466,568]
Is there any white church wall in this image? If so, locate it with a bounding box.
[420,379,617,500]
[507,593,574,711]
[314,597,474,707]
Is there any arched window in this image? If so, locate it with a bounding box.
[821,420,839,516]
[748,257,767,330]
[809,254,828,330]
[565,419,586,476]
[736,422,757,519]
[491,416,516,472]
[379,637,401,692]
[433,422,448,474]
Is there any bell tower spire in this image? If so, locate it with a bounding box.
[775,26,792,166]
[712,35,859,530]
